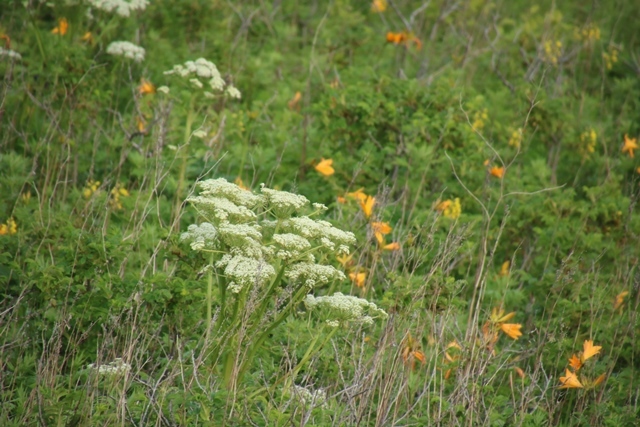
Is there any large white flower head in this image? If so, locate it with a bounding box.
[304,292,388,326]
[106,41,145,62]
[260,185,309,219]
[87,0,149,17]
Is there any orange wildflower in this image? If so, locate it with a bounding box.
[490,307,516,323]
[0,218,17,235]
[622,134,638,158]
[500,323,523,340]
[234,177,249,190]
[499,260,510,276]
[349,272,366,288]
[371,221,392,244]
[614,291,629,311]
[514,367,525,379]
[592,373,606,387]
[314,158,335,176]
[489,165,505,179]
[337,196,347,204]
[139,79,156,95]
[568,354,583,371]
[401,333,426,369]
[383,242,401,251]
[136,116,147,133]
[582,340,602,362]
[346,188,367,202]
[371,0,387,12]
[336,253,353,268]
[288,91,302,110]
[359,195,375,219]
[52,18,68,36]
[559,368,584,389]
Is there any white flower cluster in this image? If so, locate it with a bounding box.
[106,41,145,62]
[187,196,256,223]
[183,178,357,293]
[282,216,355,254]
[261,185,309,218]
[285,263,345,288]
[291,384,327,408]
[164,58,241,99]
[88,358,131,376]
[197,178,262,208]
[0,47,22,60]
[304,292,388,326]
[272,233,311,261]
[216,254,276,293]
[180,222,218,251]
[87,0,149,17]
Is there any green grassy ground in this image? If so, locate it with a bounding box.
[1,0,639,425]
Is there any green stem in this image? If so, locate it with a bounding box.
[174,98,196,229]
[236,283,310,384]
[206,254,214,327]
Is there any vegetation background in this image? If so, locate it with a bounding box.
[1,0,639,425]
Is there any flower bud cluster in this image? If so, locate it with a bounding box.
[88,0,149,17]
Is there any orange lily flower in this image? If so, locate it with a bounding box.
[52,18,68,36]
[622,134,638,158]
[314,158,335,176]
[383,242,401,251]
[349,272,366,288]
[559,369,584,389]
[139,79,156,95]
[582,340,602,362]
[359,195,375,219]
[490,165,505,179]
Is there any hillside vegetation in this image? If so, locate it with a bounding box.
[1,0,639,425]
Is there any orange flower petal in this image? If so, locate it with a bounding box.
[559,368,584,389]
[314,158,335,176]
[383,242,400,251]
[582,340,602,362]
[500,323,522,340]
[568,354,583,371]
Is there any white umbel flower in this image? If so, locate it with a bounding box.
[88,358,131,375]
[226,85,241,99]
[186,196,256,223]
[0,47,22,60]
[216,254,276,292]
[261,185,309,218]
[283,216,356,251]
[272,233,311,261]
[87,0,149,17]
[291,385,327,408]
[285,263,346,288]
[180,222,218,251]
[106,41,145,62]
[197,178,263,208]
[304,292,388,326]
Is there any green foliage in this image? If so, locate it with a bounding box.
[1,0,640,424]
